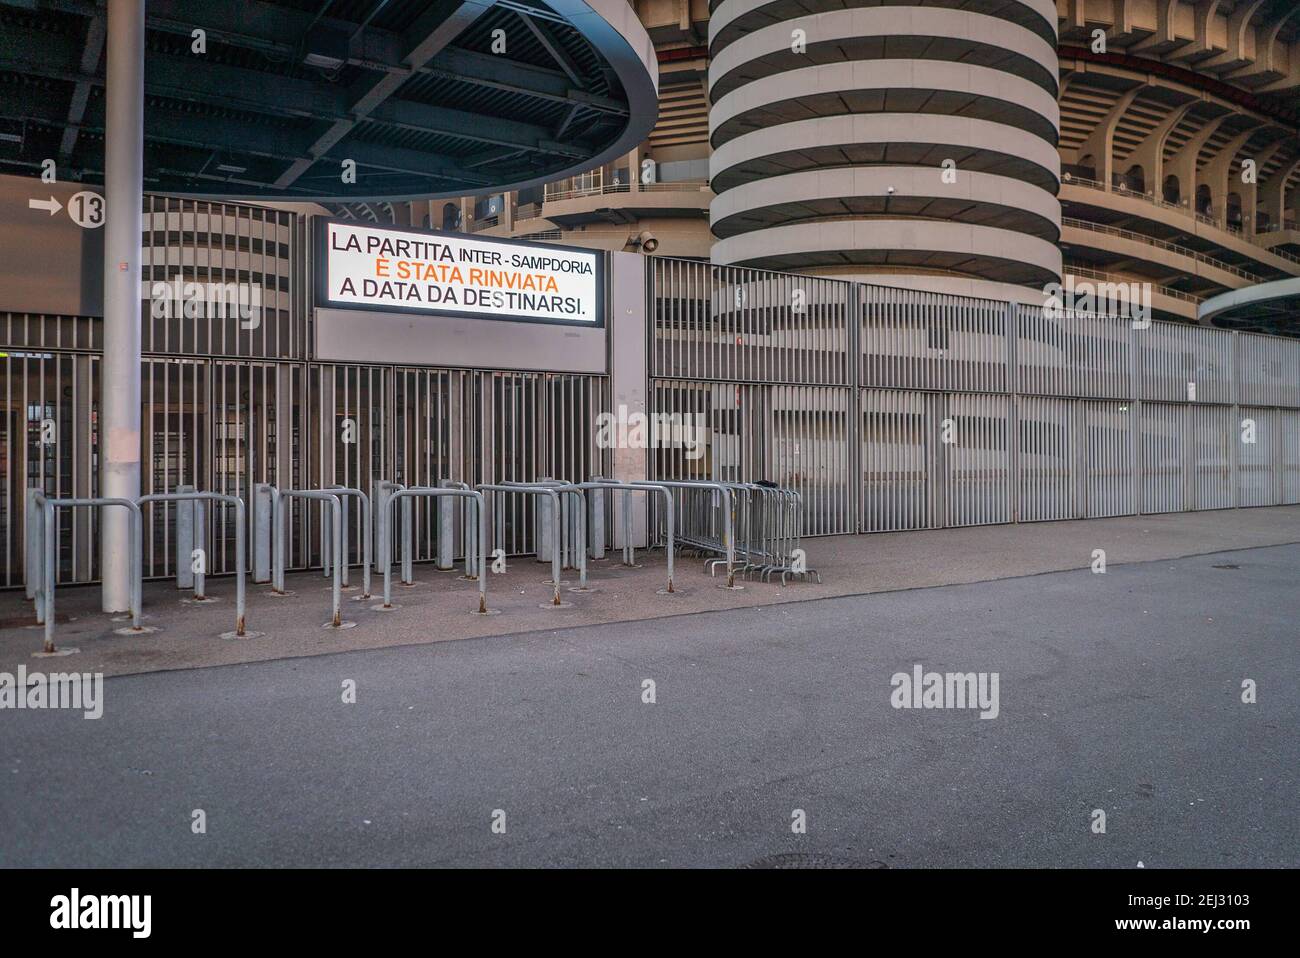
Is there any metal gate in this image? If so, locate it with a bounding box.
[648,258,857,536]
[650,257,1300,539]
[0,350,98,586]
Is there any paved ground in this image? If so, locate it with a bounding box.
[3,505,1299,677]
[1,541,1295,868]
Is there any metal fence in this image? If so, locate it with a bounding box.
[4,239,1299,589]
[0,349,610,588]
[648,257,1300,535]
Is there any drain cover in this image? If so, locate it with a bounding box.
[743,853,883,869]
[1211,563,1240,570]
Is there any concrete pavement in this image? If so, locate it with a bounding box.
[1,540,1295,867]
[2,504,1299,677]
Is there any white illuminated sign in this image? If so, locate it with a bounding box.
[320,221,601,325]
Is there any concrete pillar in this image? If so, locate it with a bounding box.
[1259,158,1300,228]
[628,147,640,193]
[609,251,649,548]
[100,0,145,613]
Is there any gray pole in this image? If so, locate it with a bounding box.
[100,0,145,612]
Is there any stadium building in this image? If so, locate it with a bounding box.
[1,0,1298,600]
[388,0,1300,335]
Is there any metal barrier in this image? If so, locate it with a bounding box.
[273,488,352,629]
[322,485,372,598]
[170,484,208,599]
[24,488,45,607]
[633,479,742,589]
[579,479,676,594]
[503,480,589,585]
[502,480,590,592]
[478,483,570,606]
[29,493,146,654]
[374,481,407,580]
[437,480,478,579]
[727,481,819,584]
[377,486,491,614]
[138,491,253,638]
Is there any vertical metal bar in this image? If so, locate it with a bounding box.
[193,497,206,599]
[176,482,194,589]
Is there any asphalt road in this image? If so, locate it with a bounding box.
[2,543,1296,868]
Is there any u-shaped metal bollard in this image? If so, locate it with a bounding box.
[323,485,372,599]
[33,496,147,655]
[477,483,571,606]
[273,489,351,629]
[580,480,676,594]
[139,491,252,638]
[376,487,491,615]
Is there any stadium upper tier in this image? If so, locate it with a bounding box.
[0,0,659,201]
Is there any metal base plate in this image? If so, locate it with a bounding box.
[113,625,161,636]
[322,621,358,630]
[220,630,266,640]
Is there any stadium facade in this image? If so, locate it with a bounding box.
[1,0,1299,593]
[371,0,1300,334]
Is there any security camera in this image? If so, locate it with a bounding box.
[886,186,895,195]
[634,229,659,253]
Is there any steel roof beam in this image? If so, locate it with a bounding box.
[41,0,618,116]
[517,11,584,88]
[11,89,498,188]
[1,26,590,161]
[58,11,104,160]
[274,0,496,188]
[421,47,625,115]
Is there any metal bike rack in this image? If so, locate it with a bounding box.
[519,477,579,570]
[633,479,740,589]
[376,486,491,614]
[24,488,45,610]
[30,493,147,654]
[375,480,414,584]
[273,488,352,629]
[579,479,676,594]
[253,483,275,583]
[501,481,590,592]
[477,483,573,606]
[668,480,817,585]
[437,479,478,578]
[171,484,206,597]
[738,481,818,584]
[138,491,253,638]
[322,485,372,598]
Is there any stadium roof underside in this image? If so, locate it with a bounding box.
[0,0,658,200]
[1199,278,1300,339]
